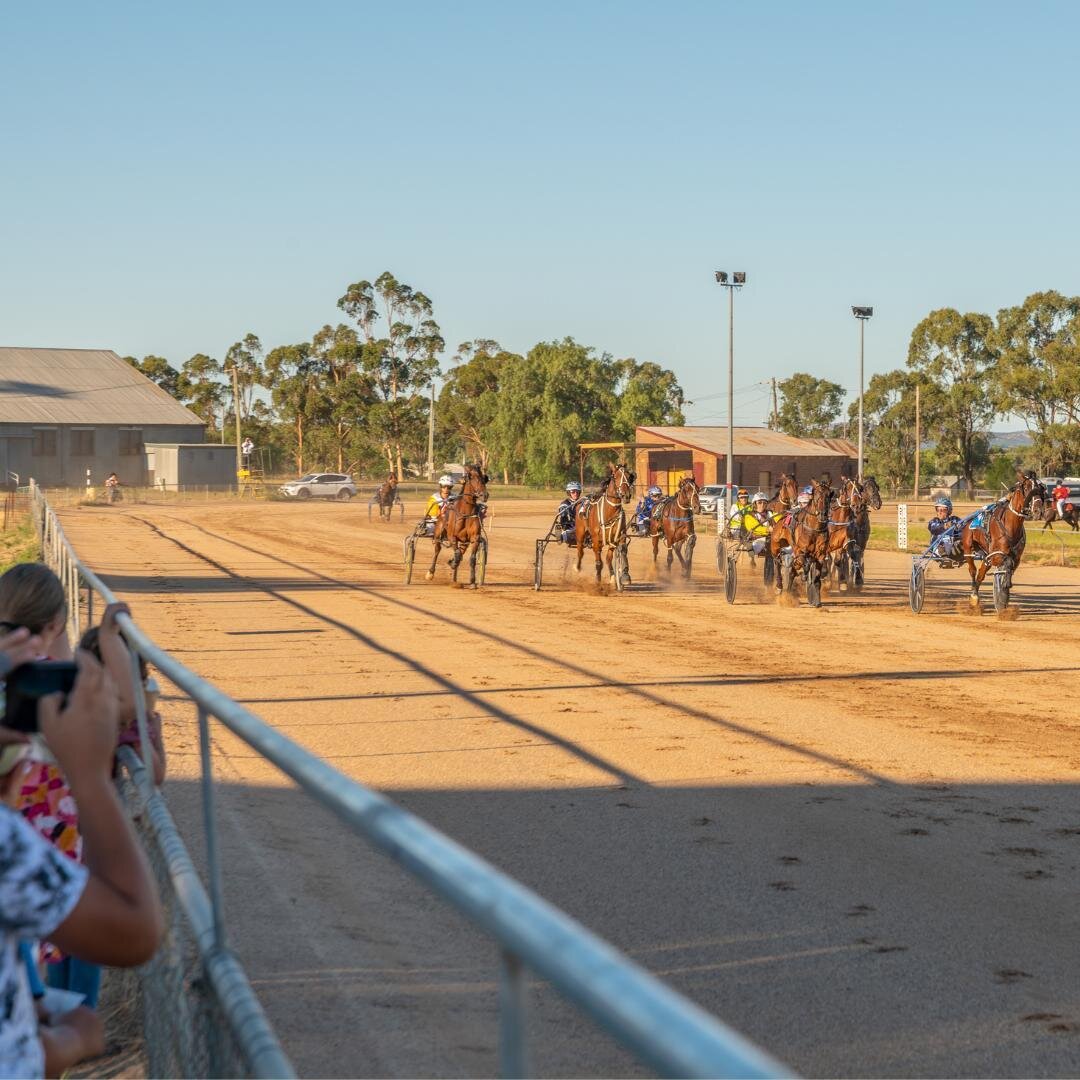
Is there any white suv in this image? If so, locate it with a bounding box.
[279,473,358,501]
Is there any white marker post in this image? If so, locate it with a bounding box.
[897,503,908,551]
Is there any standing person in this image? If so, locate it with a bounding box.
[0,643,163,1078]
[104,473,120,505]
[556,481,583,545]
[1053,481,1069,521]
[241,437,254,468]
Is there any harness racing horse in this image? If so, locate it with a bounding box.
[958,471,1044,606]
[850,475,882,574]
[1042,499,1079,532]
[765,473,800,592]
[650,475,701,578]
[787,478,832,607]
[374,473,399,522]
[426,463,489,587]
[825,477,863,590]
[576,463,635,587]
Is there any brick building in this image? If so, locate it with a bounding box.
[635,425,859,494]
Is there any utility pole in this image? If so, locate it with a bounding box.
[851,307,873,480]
[230,365,242,483]
[914,381,921,501]
[771,377,779,429]
[427,380,435,481]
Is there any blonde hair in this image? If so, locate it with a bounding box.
[0,563,66,635]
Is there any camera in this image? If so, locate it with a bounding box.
[2,661,78,733]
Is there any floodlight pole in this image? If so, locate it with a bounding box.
[852,306,873,481]
[715,272,745,534]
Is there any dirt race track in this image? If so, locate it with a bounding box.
[61,498,1080,1079]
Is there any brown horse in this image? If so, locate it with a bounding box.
[824,477,862,589]
[375,473,399,521]
[786,478,832,606]
[958,471,1044,604]
[851,475,882,559]
[427,463,489,587]
[765,474,800,592]
[650,475,701,578]
[576,463,635,586]
[1042,500,1079,532]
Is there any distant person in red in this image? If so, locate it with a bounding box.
[1053,482,1069,519]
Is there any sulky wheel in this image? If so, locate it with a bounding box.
[403,538,416,584]
[724,553,738,605]
[533,540,544,591]
[476,538,488,586]
[763,553,774,586]
[992,569,1010,613]
[909,564,925,613]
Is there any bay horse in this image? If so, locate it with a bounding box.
[375,473,398,521]
[576,463,635,586]
[426,463,489,587]
[1042,500,1079,532]
[958,471,1044,605]
[650,475,701,578]
[851,475,882,564]
[824,477,863,589]
[765,473,800,592]
[787,478,832,606]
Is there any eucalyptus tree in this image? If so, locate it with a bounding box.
[224,333,264,420]
[991,291,1080,473]
[907,309,996,489]
[337,272,443,477]
[770,373,845,437]
[264,342,325,474]
[180,353,227,434]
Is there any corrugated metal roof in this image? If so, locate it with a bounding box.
[0,348,204,426]
[806,436,859,458]
[638,425,853,458]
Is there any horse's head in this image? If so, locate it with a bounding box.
[463,463,489,502]
[611,463,634,503]
[776,473,798,508]
[1018,470,1045,516]
[862,475,883,509]
[388,473,398,488]
[679,475,701,512]
[810,478,830,516]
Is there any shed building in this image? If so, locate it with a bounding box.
[635,425,860,494]
[0,348,206,487]
[145,444,236,489]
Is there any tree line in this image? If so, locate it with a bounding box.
[766,291,1080,494]
[126,271,686,484]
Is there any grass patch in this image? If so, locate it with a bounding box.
[0,520,39,573]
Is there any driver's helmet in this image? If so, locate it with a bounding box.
[438,475,454,488]
[565,481,581,495]
[737,488,749,501]
[797,485,812,506]
[934,495,953,513]
[647,485,662,498]
[751,491,769,506]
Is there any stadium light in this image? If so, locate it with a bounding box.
[852,305,873,479]
[715,271,748,531]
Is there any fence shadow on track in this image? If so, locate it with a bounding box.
[159,772,1080,1080]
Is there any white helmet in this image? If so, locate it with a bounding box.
[648,485,662,497]
[751,491,768,504]
[438,475,454,487]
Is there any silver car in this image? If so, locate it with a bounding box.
[279,473,358,501]
[697,485,725,514]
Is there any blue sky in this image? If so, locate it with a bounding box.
[3,1,1078,425]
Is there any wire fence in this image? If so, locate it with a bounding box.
[30,479,790,1080]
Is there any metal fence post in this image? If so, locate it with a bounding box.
[198,706,227,953]
[498,949,530,1079]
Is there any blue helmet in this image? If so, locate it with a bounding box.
[648,485,662,497]
[934,495,953,512]
[800,485,813,496]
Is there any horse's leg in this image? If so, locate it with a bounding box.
[426,539,442,581]
[685,532,696,579]
[594,537,603,583]
[651,533,659,565]
[451,541,462,583]
[468,534,479,588]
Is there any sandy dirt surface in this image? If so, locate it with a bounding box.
[60,498,1080,1078]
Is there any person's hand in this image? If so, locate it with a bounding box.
[38,651,118,784]
[99,601,131,638]
[0,627,43,680]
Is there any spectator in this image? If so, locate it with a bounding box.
[79,603,166,785]
[0,564,73,661]
[0,641,162,1078]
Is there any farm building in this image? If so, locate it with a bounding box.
[0,348,205,487]
[635,425,859,494]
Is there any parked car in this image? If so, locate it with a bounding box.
[279,473,358,500]
[698,485,725,514]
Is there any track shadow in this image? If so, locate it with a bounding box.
[157,772,1080,1080]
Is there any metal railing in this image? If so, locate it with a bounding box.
[30,480,789,1080]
